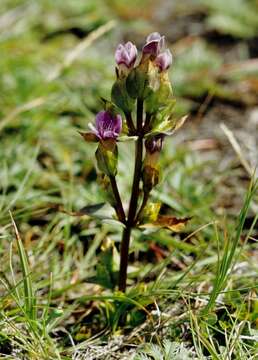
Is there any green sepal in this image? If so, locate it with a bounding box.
[126,61,159,100]
[126,67,145,99]
[145,72,173,115]
[149,98,176,132]
[111,78,135,114]
[95,139,118,176]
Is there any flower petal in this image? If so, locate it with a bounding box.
[113,114,122,134]
[143,33,166,57]
[95,111,122,140]
[142,40,160,56]
[95,111,107,132]
[146,32,161,42]
[155,49,173,71]
[115,41,137,68]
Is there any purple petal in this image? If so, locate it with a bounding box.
[145,134,165,153]
[155,49,173,71]
[115,45,129,65]
[95,111,107,132]
[159,36,165,52]
[115,41,137,68]
[125,41,137,60]
[113,114,122,134]
[103,130,117,139]
[146,32,161,42]
[142,41,160,57]
[143,33,166,57]
[95,111,122,140]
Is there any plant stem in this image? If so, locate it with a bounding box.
[127,136,143,225]
[118,226,132,291]
[125,112,136,135]
[136,98,144,130]
[143,112,152,133]
[118,99,144,292]
[136,190,149,223]
[109,175,126,223]
[118,137,143,291]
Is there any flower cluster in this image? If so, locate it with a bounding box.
[80,31,179,183]
[79,32,186,292]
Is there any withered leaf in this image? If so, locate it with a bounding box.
[172,115,188,133]
[78,131,99,143]
[140,215,191,232]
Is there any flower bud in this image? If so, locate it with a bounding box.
[126,66,148,99]
[126,60,159,100]
[145,134,165,154]
[155,49,172,72]
[145,71,173,116]
[142,165,160,193]
[142,134,164,193]
[142,32,165,58]
[115,42,137,68]
[115,41,137,77]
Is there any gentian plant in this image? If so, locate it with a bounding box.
[80,33,188,292]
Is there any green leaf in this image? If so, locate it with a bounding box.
[111,78,135,113]
[10,212,36,323]
[78,202,106,215]
[145,72,173,115]
[151,115,188,136]
[88,245,117,289]
[202,313,218,325]
[126,61,159,100]
[59,202,106,219]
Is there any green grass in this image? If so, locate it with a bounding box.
[0,0,258,359]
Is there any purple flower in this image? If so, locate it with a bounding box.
[145,134,165,153]
[142,32,165,57]
[155,49,172,71]
[115,41,138,68]
[90,111,122,140]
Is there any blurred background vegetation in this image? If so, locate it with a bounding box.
[0,0,257,359]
